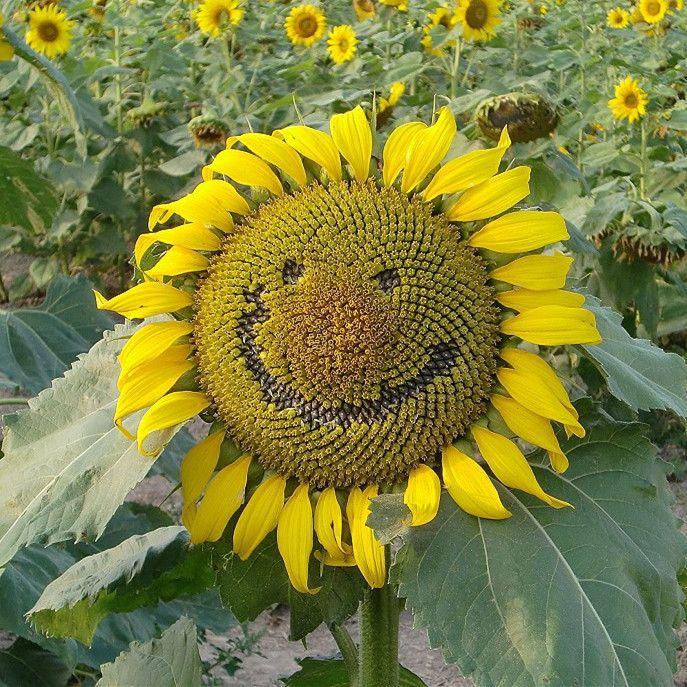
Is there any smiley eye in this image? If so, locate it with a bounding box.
[373,268,401,294]
[282,259,304,284]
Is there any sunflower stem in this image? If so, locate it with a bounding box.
[449,38,461,98]
[639,119,648,201]
[358,578,400,687]
[329,622,359,686]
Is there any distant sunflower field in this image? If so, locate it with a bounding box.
[0,1,686,686]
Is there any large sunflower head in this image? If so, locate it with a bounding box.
[285,4,326,47]
[193,0,243,37]
[639,0,669,21]
[608,75,648,123]
[421,6,458,56]
[25,4,73,58]
[607,7,631,27]
[0,12,14,61]
[327,24,357,64]
[97,105,600,592]
[455,0,501,41]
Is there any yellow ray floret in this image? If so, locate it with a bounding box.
[496,288,585,312]
[469,210,568,253]
[274,125,342,181]
[94,283,193,319]
[501,305,602,346]
[490,253,573,290]
[202,148,284,195]
[382,122,427,187]
[403,464,441,526]
[315,487,353,564]
[230,133,307,187]
[330,106,372,182]
[180,431,224,528]
[348,487,386,588]
[135,224,221,268]
[119,320,194,374]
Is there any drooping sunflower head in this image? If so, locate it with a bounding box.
[421,6,458,56]
[285,4,326,47]
[607,7,631,27]
[327,24,357,64]
[188,114,230,148]
[455,0,501,41]
[639,0,669,21]
[476,92,558,143]
[353,0,375,20]
[0,12,14,61]
[97,105,600,593]
[25,3,73,58]
[608,75,648,123]
[194,0,243,37]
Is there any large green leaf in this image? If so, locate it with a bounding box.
[389,412,685,687]
[214,533,365,641]
[96,617,202,687]
[581,295,687,416]
[29,527,213,644]
[0,145,58,232]
[0,275,113,393]
[0,638,71,687]
[0,324,179,569]
[281,658,428,687]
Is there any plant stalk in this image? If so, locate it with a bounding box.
[358,580,400,687]
[330,623,359,686]
[639,119,648,200]
[449,39,461,98]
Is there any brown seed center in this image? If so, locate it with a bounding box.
[38,21,59,42]
[466,0,488,28]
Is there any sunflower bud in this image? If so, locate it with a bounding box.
[477,92,559,143]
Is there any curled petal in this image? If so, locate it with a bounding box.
[403,465,441,526]
[274,126,342,181]
[314,487,351,562]
[202,148,284,195]
[135,224,221,267]
[330,106,372,182]
[348,486,386,588]
[146,246,210,278]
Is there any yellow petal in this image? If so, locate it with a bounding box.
[348,486,386,588]
[148,180,249,232]
[274,126,342,181]
[469,210,569,253]
[119,320,194,373]
[330,106,372,182]
[234,133,307,186]
[442,445,511,519]
[277,484,320,594]
[189,454,251,543]
[134,223,221,267]
[181,431,225,528]
[401,107,457,193]
[447,166,531,222]
[202,148,283,195]
[146,245,210,278]
[314,487,351,560]
[403,465,441,526]
[137,391,210,457]
[490,253,573,290]
[382,122,426,187]
[472,426,571,509]
[490,393,568,472]
[94,283,192,319]
[501,305,602,346]
[115,346,194,435]
[423,127,510,201]
[234,474,286,560]
[496,288,585,312]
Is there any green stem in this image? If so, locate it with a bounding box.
[358,579,400,687]
[330,623,359,686]
[449,39,461,98]
[113,24,123,134]
[639,119,648,200]
[0,398,29,406]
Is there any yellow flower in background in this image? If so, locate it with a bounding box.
[25,4,73,58]
[379,0,407,11]
[285,4,326,46]
[456,0,501,41]
[608,75,648,122]
[0,12,14,61]
[539,3,548,14]
[421,6,458,56]
[639,0,668,22]
[378,80,404,112]
[96,104,600,593]
[668,0,683,11]
[327,24,357,64]
[353,0,375,20]
[607,7,631,26]
[194,0,244,37]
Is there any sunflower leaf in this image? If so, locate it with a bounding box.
[390,410,686,687]
[580,294,687,416]
[0,324,180,569]
[95,617,202,687]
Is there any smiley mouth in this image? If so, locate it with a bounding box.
[237,288,461,429]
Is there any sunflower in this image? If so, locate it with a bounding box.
[96,105,601,592]
[285,4,326,47]
[456,0,501,41]
[0,12,14,61]
[25,4,73,58]
[194,0,243,37]
[420,6,458,56]
[353,0,375,20]
[327,25,357,64]
[669,0,683,11]
[608,76,648,123]
[639,0,668,21]
[377,81,405,120]
[379,0,407,11]
[607,6,630,26]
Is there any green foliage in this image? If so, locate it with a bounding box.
[281,658,428,687]
[0,275,112,393]
[96,617,203,687]
[0,638,72,687]
[382,410,685,687]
